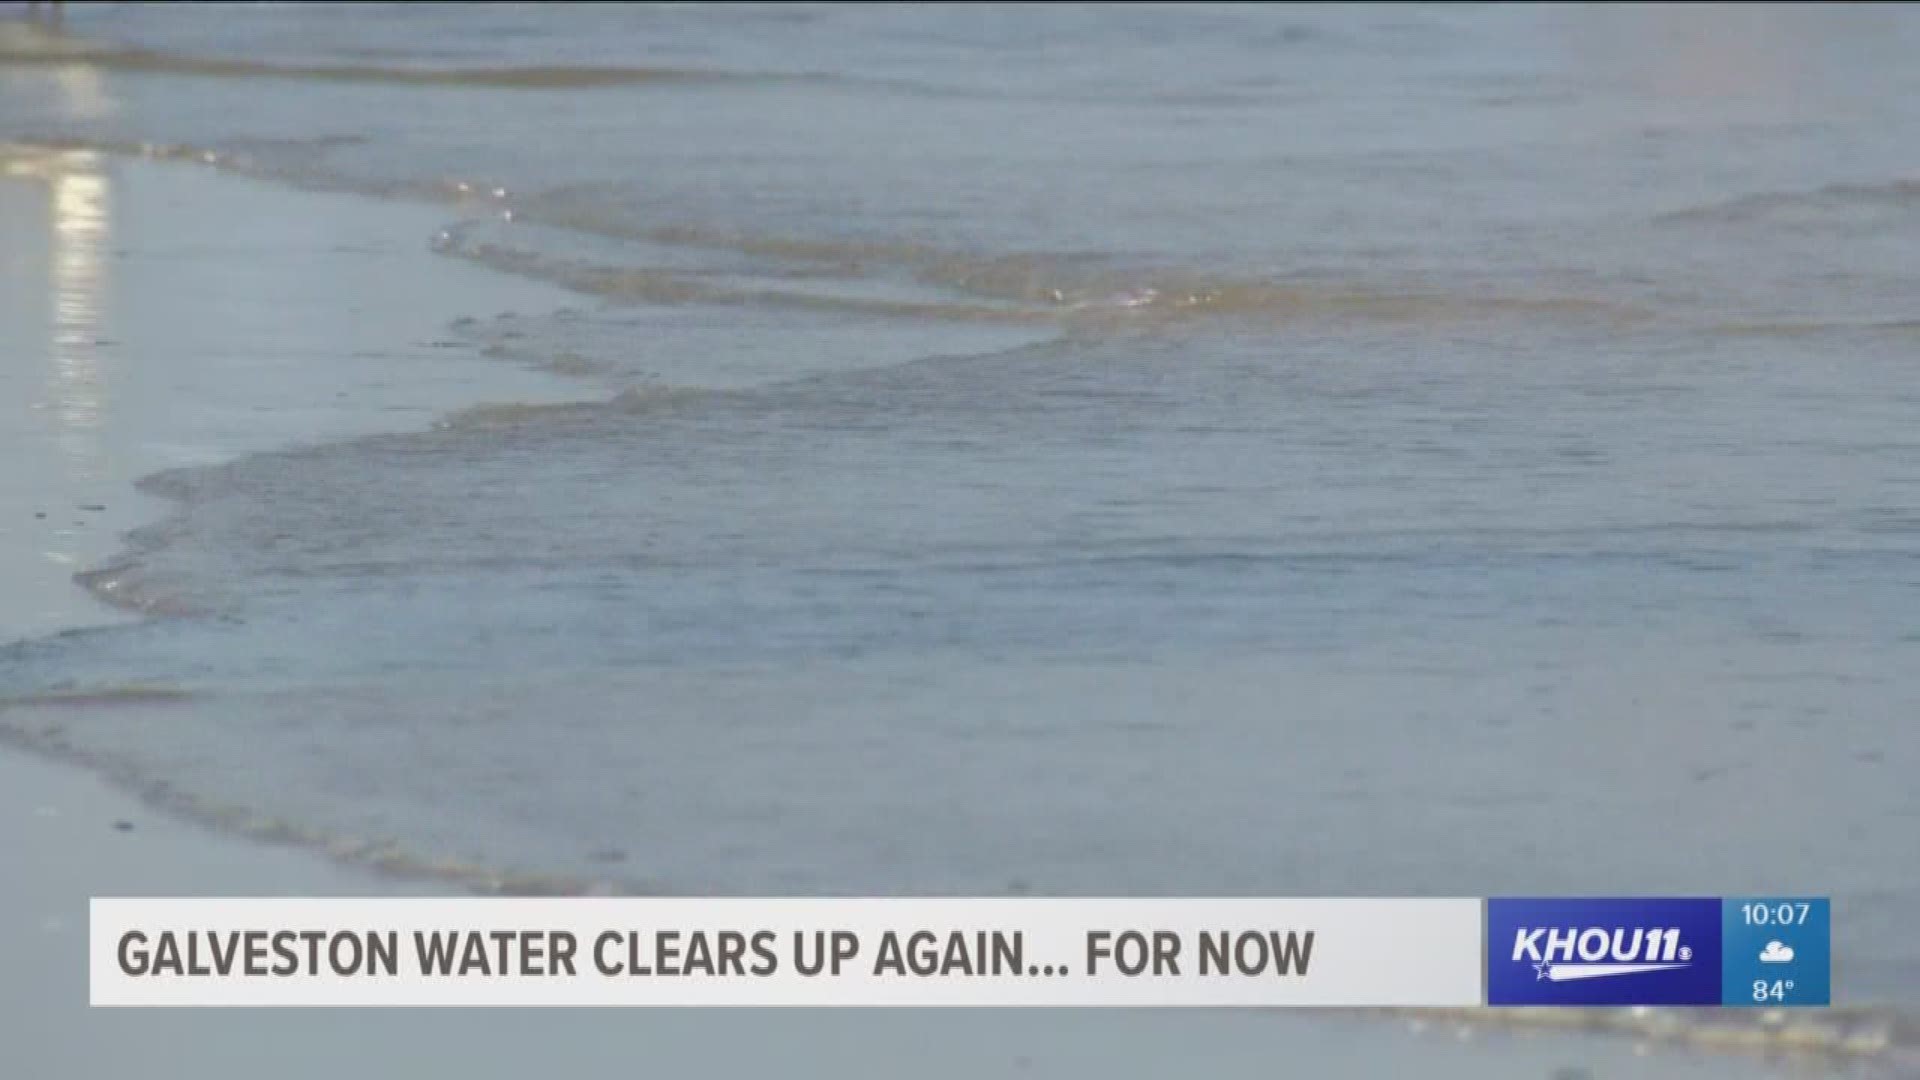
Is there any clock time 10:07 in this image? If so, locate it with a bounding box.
[1741,902,1812,926]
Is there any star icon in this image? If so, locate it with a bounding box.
[1534,961,1552,981]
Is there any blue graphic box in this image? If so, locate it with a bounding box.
[1487,898,1723,1006]
[1721,897,1830,1007]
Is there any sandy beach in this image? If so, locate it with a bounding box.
[0,144,1849,1079]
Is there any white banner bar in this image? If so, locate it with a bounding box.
[92,897,1483,1008]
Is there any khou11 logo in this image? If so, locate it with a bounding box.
[1486,898,1724,1006]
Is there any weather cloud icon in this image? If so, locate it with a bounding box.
[1760,941,1795,964]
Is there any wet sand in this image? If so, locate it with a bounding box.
[0,147,1843,1079]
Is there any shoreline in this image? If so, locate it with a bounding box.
[0,144,1887,1078]
[0,141,591,648]
[1,142,606,889]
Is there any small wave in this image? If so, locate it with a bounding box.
[434,399,599,430]
[531,207,1649,324]
[11,136,1647,333]
[432,386,710,431]
[436,229,1062,326]
[1711,317,1920,338]
[0,19,1060,102]
[1658,178,1920,224]
[0,38,728,90]
[71,562,208,619]
[446,213,1644,331]
[6,133,457,208]
[918,258,1637,323]
[0,702,623,896]
[0,685,195,710]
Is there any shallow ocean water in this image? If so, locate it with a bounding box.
[2,1,1917,1031]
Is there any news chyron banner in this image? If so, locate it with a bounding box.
[93,899,1480,1008]
[89,896,1829,1008]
